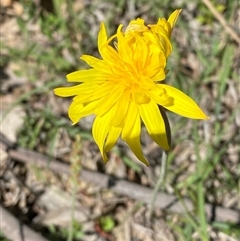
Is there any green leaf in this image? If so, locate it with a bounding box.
[99,216,115,232]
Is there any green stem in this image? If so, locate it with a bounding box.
[67,171,78,241]
[67,136,82,241]
[148,151,168,221]
[194,123,209,241]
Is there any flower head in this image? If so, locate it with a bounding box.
[54,10,208,165]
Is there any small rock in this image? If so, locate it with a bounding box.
[1,105,26,143]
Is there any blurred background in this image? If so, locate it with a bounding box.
[1,0,240,240]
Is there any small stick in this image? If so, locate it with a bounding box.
[0,205,48,241]
[1,136,238,224]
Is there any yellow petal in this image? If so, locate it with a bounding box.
[110,89,131,127]
[144,30,172,58]
[72,94,93,105]
[101,44,120,64]
[66,69,107,82]
[143,32,159,48]
[168,9,182,30]
[92,111,113,163]
[155,18,171,35]
[145,51,166,81]
[69,100,98,124]
[98,23,119,63]
[155,31,172,57]
[94,84,125,116]
[68,101,83,124]
[139,100,170,150]
[80,55,112,74]
[116,25,136,72]
[122,99,139,140]
[150,68,166,82]
[146,86,172,106]
[132,36,148,70]
[98,23,108,50]
[105,126,122,152]
[90,82,116,101]
[125,18,148,35]
[124,112,149,166]
[121,100,152,165]
[54,82,97,97]
[68,101,97,125]
[138,75,157,92]
[161,84,209,119]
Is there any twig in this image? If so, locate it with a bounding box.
[0,205,49,241]
[201,0,240,45]
[1,133,240,224]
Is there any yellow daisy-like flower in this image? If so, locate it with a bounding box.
[54,9,208,165]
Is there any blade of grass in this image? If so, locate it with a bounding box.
[68,135,82,241]
[215,44,234,121]
[148,151,167,221]
[194,123,209,240]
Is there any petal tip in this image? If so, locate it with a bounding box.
[144,161,149,167]
[53,87,64,97]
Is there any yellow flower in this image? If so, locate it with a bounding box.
[54,9,208,165]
